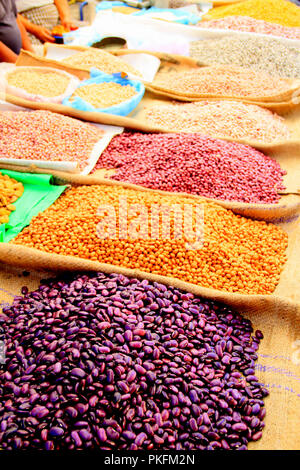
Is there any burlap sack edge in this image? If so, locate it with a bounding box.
[147,79,300,104]
[2,88,300,151]
[145,83,300,108]
[1,243,299,316]
[111,49,300,103]
[0,162,299,221]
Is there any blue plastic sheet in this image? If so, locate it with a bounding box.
[132,7,201,24]
[96,1,139,11]
[63,69,145,116]
[95,3,200,24]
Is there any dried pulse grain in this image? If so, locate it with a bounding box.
[94,132,286,204]
[190,36,300,79]
[152,65,296,99]
[0,272,268,450]
[145,100,290,143]
[62,49,142,77]
[69,82,137,109]
[0,173,24,224]
[7,69,70,98]
[0,111,104,171]
[202,0,300,27]
[199,16,300,40]
[13,185,288,295]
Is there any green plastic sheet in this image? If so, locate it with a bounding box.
[0,170,67,243]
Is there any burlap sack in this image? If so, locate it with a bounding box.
[0,178,298,311]
[1,96,300,219]
[16,49,300,109]
[0,46,298,452]
[5,52,300,144]
[2,51,300,219]
[112,50,300,104]
[0,228,299,450]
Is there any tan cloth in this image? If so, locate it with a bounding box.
[0,244,299,450]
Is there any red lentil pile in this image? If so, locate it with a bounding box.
[152,66,296,99]
[145,101,290,143]
[0,111,104,171]
[199,16,300,40]
[94,132,286,204]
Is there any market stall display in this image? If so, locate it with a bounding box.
[144,100,291,143]
[189,36,300,79]
[0,110,123,175]
[12,184,288,295]
[151,65,300,101]
[4,67,80,104]
[198,16,300,40]
[93,132,286,204]
[0,272,267,450]
[63,70,145,116]
[68,82,137,109]
[201,0,300,27]
[0,1,300,451]
[61,49,142,78]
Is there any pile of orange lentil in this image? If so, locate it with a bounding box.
[13,185,288,295]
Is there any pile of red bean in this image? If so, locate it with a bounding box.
[94,132,286,204]
[0,272,268,450]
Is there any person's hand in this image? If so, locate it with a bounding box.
[32,25,55,43]
[61,19,77,32]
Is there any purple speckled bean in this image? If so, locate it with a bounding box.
[0,272,268,451]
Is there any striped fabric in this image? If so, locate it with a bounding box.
[22,3,59,44]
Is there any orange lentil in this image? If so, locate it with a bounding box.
[13,185,288,295]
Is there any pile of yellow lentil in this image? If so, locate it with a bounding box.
[69,82,137,109]
[62,49,142,77]
[7,69,71,98]
[13,185,288,295]
[202,0,300,27]
[0,173,24,225]
[152,66,297,99]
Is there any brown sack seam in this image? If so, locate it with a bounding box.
[1,244,299,314]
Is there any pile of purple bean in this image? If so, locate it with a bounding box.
[0,272,268,450]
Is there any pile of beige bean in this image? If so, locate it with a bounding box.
[69,82,137,109]
[62,50,142,77]
[152,65,296,99]
[7,69,70,98]
[190,36,300,79]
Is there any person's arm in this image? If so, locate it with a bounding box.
[16,15,34,52]
[0,41,18,63]
[54,0,76,31]
[19,15,54,43]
